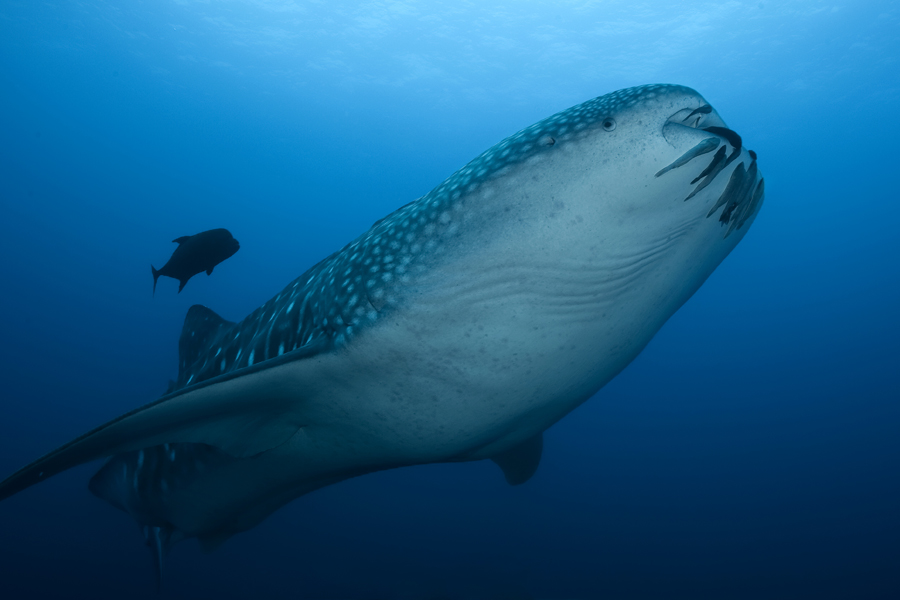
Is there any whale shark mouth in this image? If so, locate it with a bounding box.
[658,104,765,237]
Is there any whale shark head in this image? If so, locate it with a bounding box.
[555,84,764,298]
[471,83,763,265]
[428,84,764,344]
[400,84,764,358]
[613,84,763,236]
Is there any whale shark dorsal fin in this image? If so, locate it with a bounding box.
[178,305,234,383]
[490,432,543,485]
[172,236,191,244]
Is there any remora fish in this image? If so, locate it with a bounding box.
[0,85,764,575]
[151,228,240,294]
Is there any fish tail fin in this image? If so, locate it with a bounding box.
[151,265,160,296]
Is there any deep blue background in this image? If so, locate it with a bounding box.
[1,1,898,598]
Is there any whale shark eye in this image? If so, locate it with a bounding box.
[602,118,616,131]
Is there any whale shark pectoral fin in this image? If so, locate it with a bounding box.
[0,351,324,503]
[489,432,543,486]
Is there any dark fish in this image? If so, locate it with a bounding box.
[684,145,728,202]
[707,162,747,219]
[655,137,719,178]
[701,126,742,152]
[151,228,240,294]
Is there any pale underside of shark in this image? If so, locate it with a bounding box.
[0,84,764,579]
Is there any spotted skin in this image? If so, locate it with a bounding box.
[174,84,699,394]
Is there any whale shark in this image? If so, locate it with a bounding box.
[0,84,763,577]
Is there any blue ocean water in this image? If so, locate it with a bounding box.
[0,1,898,598]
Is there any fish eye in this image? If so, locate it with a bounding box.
[602,118,616,131]
[539,135,556,147]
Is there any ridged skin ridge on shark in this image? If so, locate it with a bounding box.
[0,84,764,582]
